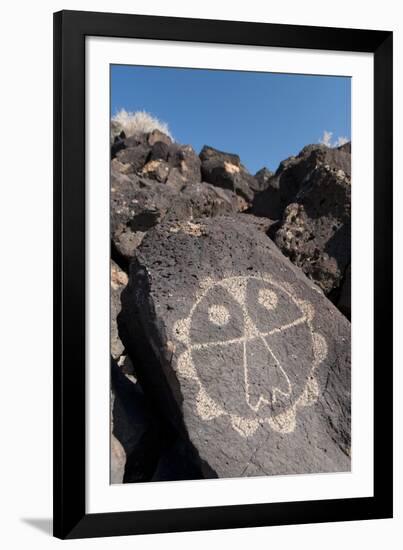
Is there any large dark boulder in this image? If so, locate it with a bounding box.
[236,213,277,236]
[167,143,202,186]
[275,143,351,209]
[114,134,152,172]
[113,130,201,186]
[274,164,351,295]
[111,132,127,157]
[168,182,239,222]
[149,140,170,162]
[253,143,351,220]
[253,167,274,192]
[200,145,256,203]
[111,359,174,483]
[119,216,351,479]
[147,129,173,147]
[111,167,240,262]
[110,169,168,261]
[151,438,204,482]
[252,173,282,221]
[140,159,171,183]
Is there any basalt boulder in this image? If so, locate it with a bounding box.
[200,145,256,203]
[139,142,202,186]
[111,168,240,263]
[253,143,351,220]
[119,216,351,479]
[148,140,170,162]
[151,438,204,482]
[113,130,201,186]
[252,172,282,221]
[147,129,173,147]
[111,359,174,483]
[274,163,351,295]
[114,133,152,171]
[167,143,202,186]
[253,167,274,192]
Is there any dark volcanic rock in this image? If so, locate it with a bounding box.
[140,159,171,183]
[119,216,351,479]
[149,140,170,162]
[254,143,351,220]
[113,130,202,187]
[236,213,278,236]
[111,260,128,359]
[110,169,164,261]
[200,145,256,203]
[275,164,351,295]
[151,438,204,482]
[275,143,351,209]
[148,129,173,147]
[252,173,282,221]
[111,168,239,262]
[253,167,274,192]
[338,141,351,154]
[111,133,126,158]
[115,134,152,172]
[167,143,202,186]
[111,359,173,483]
[167,182,239,222]
[141,144,201,186]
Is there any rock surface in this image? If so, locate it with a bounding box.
[111,359,173,483]
[111,260,128,359]
[274,163,351,294]
[119,216,351,478]
[200,145,257,203]
[167,143,202,186]
[252,143,350,221]
[151,439,204,482]
[111,168,239,262]
[252,173,282,221]
[114,133,152,171]
[274,143,351,210]
[253,167,274,192]
[113,129,202,187]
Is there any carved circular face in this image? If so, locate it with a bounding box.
[174,275,327,437]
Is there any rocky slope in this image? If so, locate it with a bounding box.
[110,128,351,483]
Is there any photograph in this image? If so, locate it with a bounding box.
[0,0,397,545]
[110,65,352,484]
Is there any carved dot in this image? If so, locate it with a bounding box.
[258,288,278,310]
[208,305,230,326]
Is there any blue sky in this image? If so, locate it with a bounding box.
[111,65,350,174]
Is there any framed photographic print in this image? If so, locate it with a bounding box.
[53,10,393,539]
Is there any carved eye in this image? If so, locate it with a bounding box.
[189,284,244,345]
[208,304,230,326]
[258,288,278,310]
[245,278,303,334]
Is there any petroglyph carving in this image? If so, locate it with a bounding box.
[173,275,327,438]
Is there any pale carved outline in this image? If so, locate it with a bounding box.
[173,275,327,437]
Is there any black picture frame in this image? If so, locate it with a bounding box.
[53,9,393,540]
